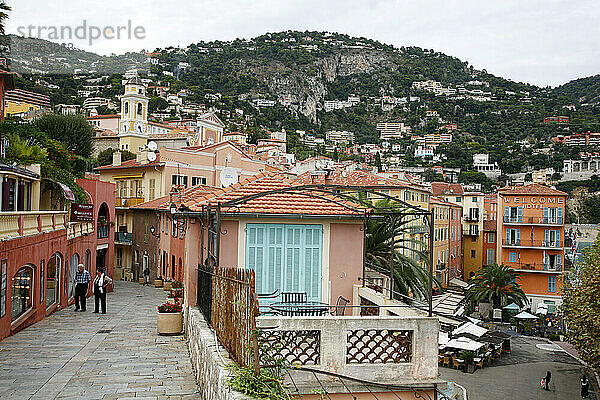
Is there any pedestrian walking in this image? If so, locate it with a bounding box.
[581,375,590,398]
[143,266,150,286]
[74,263,91,312]
[543,370,552,391]
[93,268,113,314]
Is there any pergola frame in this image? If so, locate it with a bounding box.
[174,184,436,316]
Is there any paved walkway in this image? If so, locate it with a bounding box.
[440,336,586,399]
[0,282,200,400]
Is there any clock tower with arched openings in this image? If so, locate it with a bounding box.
[119,73,149,154]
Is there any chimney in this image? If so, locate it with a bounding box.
[137,150,149,165]
[112,150,122,167]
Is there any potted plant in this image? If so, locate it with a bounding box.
[460,350,476,373]
[157,302,183,335]
[155,277,163,288]
[171,280,184,289]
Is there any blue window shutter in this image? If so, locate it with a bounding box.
[517,207,523,222]
[556,230,560,246]
[543,207,548,222]
[557,254,562,271]
[545,230,549,245]
[504,206,509,219]
[516,229,521,244]
[558,207,563,222]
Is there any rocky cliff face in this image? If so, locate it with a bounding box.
[229,49,397,123]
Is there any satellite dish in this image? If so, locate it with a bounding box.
[147,152,157,162]
[148,141,158,152]
[220,167,238,188]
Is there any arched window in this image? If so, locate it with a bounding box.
[69,253,79,299]
[137,102,143,116]
[178,258,183,282]
[11,265,34,322]
[124,102,129,116]
[46,253,61,308]
[85,249,91,271]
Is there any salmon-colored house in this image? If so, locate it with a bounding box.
[496,183,567,313]
[135,173,367,307]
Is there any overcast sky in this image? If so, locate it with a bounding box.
[6,0,600,87]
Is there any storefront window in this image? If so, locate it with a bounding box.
[11,266,33,322]
[69,254,79,299]
[46,253,61,308]
[0,259,7,318]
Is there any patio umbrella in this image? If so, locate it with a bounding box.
[452,322,488,338]
[514,311,538,320]
[503,303,520,313]
[445,337,486,352]
[439,331,450,346]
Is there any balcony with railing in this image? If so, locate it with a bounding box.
[506,262,563,272]
[97,224,110,239]
[503,216,564,225]
[502,239,563,249]
[116,197,145,208]
[463,227,479,236]
[0,211,67,240]
[115,231,132,244]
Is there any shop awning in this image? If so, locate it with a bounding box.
[515,311,538,320]
[114,173,144,180]
[444,337,486,351]
[452,322,488,338]
[503,303,520,312]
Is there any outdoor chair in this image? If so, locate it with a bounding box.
[281,292,307,303]
[452,357,461,369]
[474,357,485,369]
[331,296,350,316]
[443,355,451,367]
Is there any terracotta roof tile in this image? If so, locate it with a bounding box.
[95,155,162,171]
[294,169,430,192]
[134,173,368,217]
[431,182,464,196]
[498,183,567,196]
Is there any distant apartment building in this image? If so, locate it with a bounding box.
[415,146,434,158]
[252,99,276,107]
[552,132,600,146]
[223,131,247,146]
[484,194,497,221]
[483,220,497,266]
[83,97,116,111]
[563,155,600,180]
[531,168,555,184]
[544,116,569,124]
[497,184,567,313]
[325,130,355,145]
[413,133,452,147]
[4,89,50,108]
[473,154,502,178]
[376,122,412,139]
[430,197,463,286]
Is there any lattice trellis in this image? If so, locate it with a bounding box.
[346,329,412,364]
[360,297,380,316]
[259,330,321,365]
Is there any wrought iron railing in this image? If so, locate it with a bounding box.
[503,216,563,225]
[115,231,132,243]
[502,239,563,248]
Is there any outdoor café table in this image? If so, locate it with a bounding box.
[269,301,329,316]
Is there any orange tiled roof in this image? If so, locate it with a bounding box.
[430,196,462,208]
[483,220,497,231]
[95,155,162,171]
[431,182,465,196]
[134,173,367,217]
[498,183,567,196]
[294,169,429,192]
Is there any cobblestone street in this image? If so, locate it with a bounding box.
[0,282,200,400]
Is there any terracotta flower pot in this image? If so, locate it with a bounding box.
[163,281,172,291]
[157,311,183,335]
[154,279,163,288]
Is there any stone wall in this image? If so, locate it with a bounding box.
[185,307,251,400]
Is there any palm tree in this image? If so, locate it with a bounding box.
[465,264,527,308]
[0,1,11,35]
[365,200,441,301]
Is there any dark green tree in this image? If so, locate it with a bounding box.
[465,264,527,308]
[33,114,95,157]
